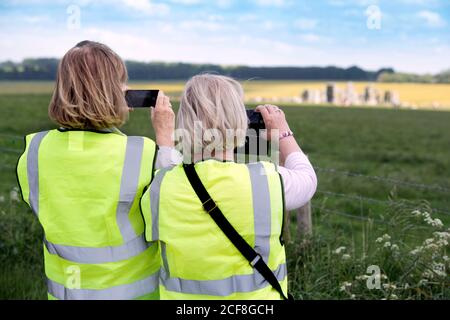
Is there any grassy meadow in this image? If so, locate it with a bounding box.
[0,81,449,299]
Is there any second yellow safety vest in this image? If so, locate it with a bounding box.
[140,159,288,300]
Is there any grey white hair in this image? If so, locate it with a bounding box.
[177,74,248,153]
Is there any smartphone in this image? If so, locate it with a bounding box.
[246,109,265,131]
[235,109,268,157]
[125,90,159,108]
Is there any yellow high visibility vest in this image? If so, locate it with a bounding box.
[16,128,160,300]
[140,159,288,300]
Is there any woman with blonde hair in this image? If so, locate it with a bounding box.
[16,40,175,300]
[141,74,317,300]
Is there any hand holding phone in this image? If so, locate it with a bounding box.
[151,91,175,147]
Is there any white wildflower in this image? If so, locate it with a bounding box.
[432,263,447,277]
[427,245,439,252]
[334,246,346,254]
[383,242,391,248]
[422,214,443,228]
[435,239,448,248]
[418,279,429,286]
[422,270,434,279]
[340,281,352,292]
[0,195,5,203]
[390,294,398,300]
[10,187,20,202]
[431,218,443,228]
[355,275,370,281]
[434,231,450,241]
[376,234,391,243]
[412,210,421,217]
[342,254,351,260]
[382,283,397,290]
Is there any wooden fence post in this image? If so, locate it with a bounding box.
[297,201,312,238]
[283,210,291,243]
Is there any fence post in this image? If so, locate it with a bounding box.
[297,201,312,237]
[282,210,291,243]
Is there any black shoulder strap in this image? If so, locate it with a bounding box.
[183,163,292,300]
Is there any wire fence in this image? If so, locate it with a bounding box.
[0,134,23,140]
[314,166,450,193]
[1,134,450,222]
[0,165,16,171]
[0,147,22,155]
[315,190,450,216]
[311,206,389,225]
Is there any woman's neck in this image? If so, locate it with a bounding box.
[193,149,234,163]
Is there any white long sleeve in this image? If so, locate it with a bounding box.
[155,146,183,169]
[277,151,317,211]
[155,147,317,211]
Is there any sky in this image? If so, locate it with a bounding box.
[0,0,449,73]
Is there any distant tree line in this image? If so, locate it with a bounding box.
[0,58,392,81]
[378,70,450,83]
[0,58,448,83]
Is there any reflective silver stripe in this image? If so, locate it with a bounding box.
[116,136,144,241]
[149,167,171,241]
[247,163,271,263]
[27,131,49,217]
[161,242,170,277]
[47,272,159,300]
[44,234,153,264]
[161,263,287,296]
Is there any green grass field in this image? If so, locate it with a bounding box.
[0,85,449,299]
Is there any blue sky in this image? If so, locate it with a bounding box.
[0,0,449,73]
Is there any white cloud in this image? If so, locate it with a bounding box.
[328,0,381,7]
[238,14,258,22]
[170,0,202,4]
[254,0,286,7]
[262,20,274,30]
[0,14,50,25]
[294,19,317,30]
[299,33,321,42]
[207,14,224,22]
[399,0,439,5]
[417,10,446,28]
[179,20,223,31]
[120,0,170,15]
[216,0,233,8]
[23,15,49,24]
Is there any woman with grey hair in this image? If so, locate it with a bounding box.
[141,74,317,300]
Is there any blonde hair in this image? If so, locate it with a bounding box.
[49,40,129,130]
[177,74,248,152]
